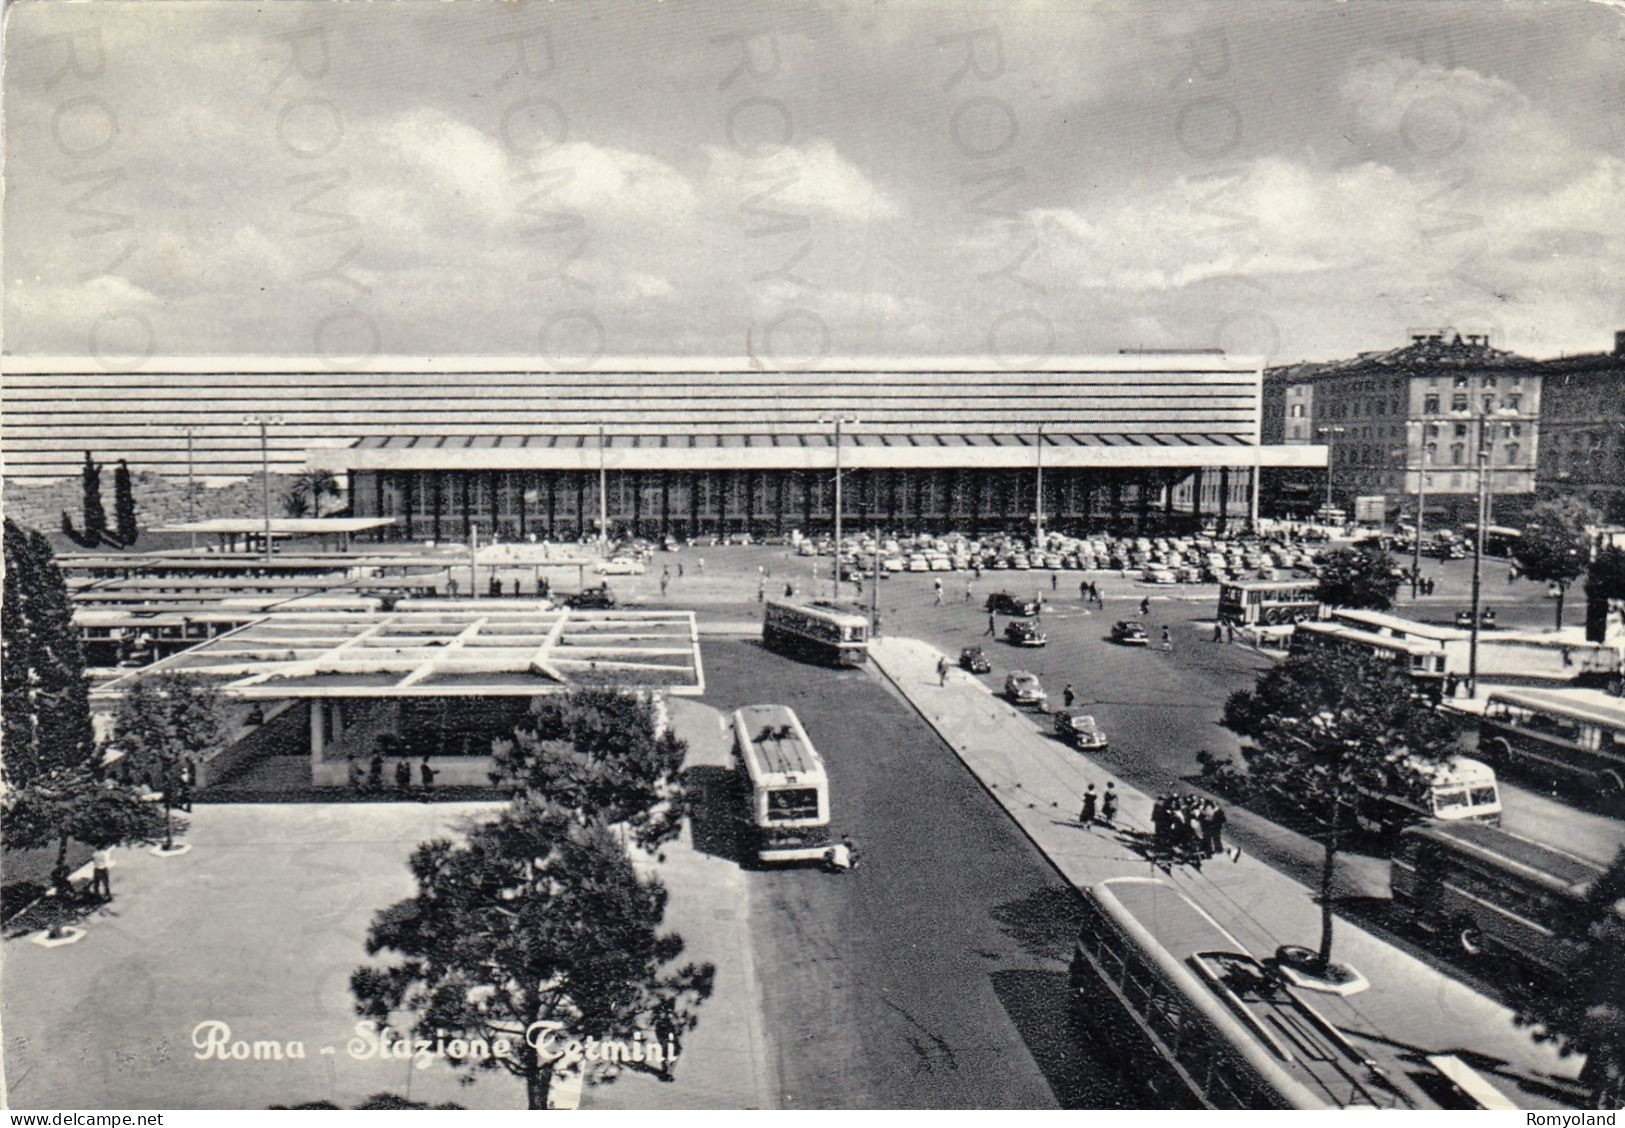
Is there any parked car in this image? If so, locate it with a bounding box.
[564,585,616,609]
[596,556,646,575]
[1004,620,1048,647]
[959,646,992,673]
[1004,670,1047,706]
[1054,710,1108,750]
[986,591,1038,616]
[1455,608,1498,629]
[1111,620,1149,645]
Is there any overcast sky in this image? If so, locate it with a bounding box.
[4,0,1622,367]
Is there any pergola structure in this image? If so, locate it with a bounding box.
[147,516,397,552]
[93,607,703,788]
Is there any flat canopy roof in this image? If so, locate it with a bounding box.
[147,517,396,534]
[90,607,703,700]
[1488,686,1625,729]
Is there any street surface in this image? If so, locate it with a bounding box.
[698,638,1122,1108]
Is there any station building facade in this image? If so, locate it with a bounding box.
[303,356,1323,539]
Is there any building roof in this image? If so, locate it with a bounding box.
[1268,333,1539,387]
[1487,685,1625,729]
[147,517,395,535]
[89,608,703,699]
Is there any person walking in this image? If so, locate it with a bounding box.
[1101,782,1118,826]
[1139,596,1151,617]
[90,846,113,901]
[1207,801,1231,859]
[1161,624,1172,652]
[1051,572,1058,592]
[677,561,684,578]
[985,613,997,637]
[1063,683,1076,709]
[1213,622,1224,642]
[965,579,974,603]
[784,581,794,598]
[1079,784,1098,827]
[937,656,949,687]
[933,578,943,606]
[1080,579,1089,602]
[1226,621,1235,644]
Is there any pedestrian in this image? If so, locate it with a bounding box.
[395,758,412,791]
[784,581,794,598]
[661,574,671,597]
[1205,801,1228,858]
[698,556,705,573]
[1140,596,1150,617]
[1101,782,1118,825]
[1151,795,1169,850]
[90,846,112,901]
[1063,683,1076,709]
[1507,562,1518,584]
[1051,572,1058,592]
[1080,579,1089,602]
[985,614,997,637]
[1161,625,1172,652]
[1226,621,1235,644]
[368,751,385,791]
[933,578,943,606]
[664,564,672,579]
[1213,622,1224,642]
[420,756,437,790]
[1080,785,1098,827]
[965,579,974,603]
[937,657,948,686]
[677,561,684,578]
[757,577,766,603]
[974,562,983,579]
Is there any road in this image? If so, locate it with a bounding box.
[697,638,1127,1109]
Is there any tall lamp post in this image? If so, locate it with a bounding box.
[1466,409,1519,697]
[243,415,283,562]
[1033,422,1046,549]
[598,423,609,557]
[1317,425,1345,520]
[820,415,859,603]
[1407,421,1431,601]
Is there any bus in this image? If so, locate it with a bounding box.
[1478,686,1625,806]
[1352,757,1501,837]
[1390,821,1606,974]
[1216,580,1323,626]
[731,705,832,864]
[1070,878,1411,1109]
[762,599,869,666]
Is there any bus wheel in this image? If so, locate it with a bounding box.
[1482,738,1512,769]
[1454,917,1486,958]
[1599,771,1624,799]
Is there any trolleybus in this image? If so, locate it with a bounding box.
[1216,580,1323,626]
[1478,686,1625,806]
[762,599,869,666]
[731,705,832,864]
[1070,877,1411,1109]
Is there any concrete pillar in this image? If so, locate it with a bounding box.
[309,701,325,768]
[1217,467,1231,533]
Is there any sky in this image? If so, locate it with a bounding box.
[3,0,1623,367]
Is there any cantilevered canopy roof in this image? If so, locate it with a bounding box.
[147,517,397,534]
[90,608,703,700]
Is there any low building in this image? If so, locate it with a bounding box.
[1535,331,1625,521]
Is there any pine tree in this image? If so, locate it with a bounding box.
[3,523,43,784]
[113,459,140,547]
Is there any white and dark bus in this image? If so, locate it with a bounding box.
[1478,686,1625,807]
[731,705,832,864]
[1070,878,1412,1109]
[762,599,869,666]
[1216,580,1323,626]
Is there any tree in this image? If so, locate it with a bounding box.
[1223,646,1459,971]
[1513,498,1599,629]
[491,689,687,851]
[111,671,226,850]
[1514,845,1625,1109]
[293,469,341,519]
[351,802,714,1110]
[1313,545,1401,611]
[3,520,96,787]
[113,459,140,547]
[281,487,311,519]
[3,766,172,868]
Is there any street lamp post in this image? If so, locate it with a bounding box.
[820,415,859,603]
[1034,422,1046,549]
[1466,410,1518,698]
[243,416,283,562]
[1317,426,1345,519]
[598,423,609,557]
[1407,421,1430,601]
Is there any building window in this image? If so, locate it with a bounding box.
[1504,442,1520,465]
[1482,394,1495,413]
[1483,375,1497,388]
[1424,441,1438,463]
[1511,373,1522,388]
[1506,394,1521,410]
[1423,394,1440,414]
[1454,374,1470,388]
[1451,393,1469,413]
[1290,403,1304,418]
[1454,422,1468,438]
[1451,442,1466,464]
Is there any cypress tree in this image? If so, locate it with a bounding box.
[113,459,139,547]
[80,452,107,545]
[2,522,42,785]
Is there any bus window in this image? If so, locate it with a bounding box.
[1433,787,1470,814]
[1470,785,1499,807]
[766,788,819,821]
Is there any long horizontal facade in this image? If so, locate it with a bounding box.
[3,355,1324,536]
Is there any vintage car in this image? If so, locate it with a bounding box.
[1004,620,1048,647]
[959,646,992,674]
[596,556,646,576]
[563,585,616,609]
[1111,619,1149,645]
[986,591,1038,617]
[1054,710,1108,750]
[1004,670,1047,706]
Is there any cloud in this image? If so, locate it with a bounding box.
[703,139,899,221]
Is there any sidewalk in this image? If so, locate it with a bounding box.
[869,636,1584,1111]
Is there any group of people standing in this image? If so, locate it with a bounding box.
[350,751,437,796]
[1077,781,1120,827]
[1151,792,1236,862]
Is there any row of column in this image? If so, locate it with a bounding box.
[354,467,1244,539]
